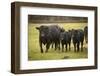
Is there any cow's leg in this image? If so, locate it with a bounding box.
[52,42,53,48]
[85,36,87,43]
[40,41,43,53]
[46,43,50,53]
[81,42,83,52]
[77,42,80,52]
[69,42,71,51]
[86,37,88,43]
[85,36,88,43]
[62,43,64,52]
[65,43,68,52]
[55,42,57,50]
[85,36,86,43]
[58,41,60,50]
[74,43,76,52]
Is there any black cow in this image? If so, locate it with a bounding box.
[36,25,61,53]
[71,29,84,52]
[51,27,65,50]
[67,30,72,51]
[60,30,72,52]
[84,26,88,43]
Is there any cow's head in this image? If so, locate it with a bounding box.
[71,29,78,38]
[36,26,49,37]
[60,28,65,32]
[60,32,66,41]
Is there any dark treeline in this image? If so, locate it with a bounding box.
[28,15,88,23]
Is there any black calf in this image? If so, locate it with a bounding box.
[72,29,84,52]
[60,30,72,52]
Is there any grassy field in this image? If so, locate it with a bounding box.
[28,23,88,61]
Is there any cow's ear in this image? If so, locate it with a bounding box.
[36,27,40,30]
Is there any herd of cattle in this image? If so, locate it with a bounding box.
[36,25,88,53]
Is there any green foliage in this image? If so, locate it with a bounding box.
[28,23,88,60]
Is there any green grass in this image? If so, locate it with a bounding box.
[28,23,88,61]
